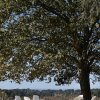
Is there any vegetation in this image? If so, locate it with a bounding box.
[0,0,99,100]
[1,89,100,100]
[0,90,12,100]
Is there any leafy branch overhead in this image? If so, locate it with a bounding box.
[0,0,100,85]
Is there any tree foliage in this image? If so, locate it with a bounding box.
[0,0,100,85]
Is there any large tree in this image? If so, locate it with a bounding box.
[0,0,100,99]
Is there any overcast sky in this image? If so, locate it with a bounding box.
[0,79,100,90]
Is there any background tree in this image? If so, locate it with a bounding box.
[0,0,100,100]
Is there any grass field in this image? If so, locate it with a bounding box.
[42,95,100,100]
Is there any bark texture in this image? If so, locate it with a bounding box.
[79,70,91,100]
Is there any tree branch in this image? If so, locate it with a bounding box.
[91,65,100,75]
[35,0,69,23]
[66,54,79,64]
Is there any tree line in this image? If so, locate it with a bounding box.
[0,89,100,98]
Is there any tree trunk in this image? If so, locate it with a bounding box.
[79,70,91,100]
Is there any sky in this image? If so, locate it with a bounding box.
[0,79,100,90]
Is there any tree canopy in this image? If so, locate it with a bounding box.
[0,0,100,87]
[0,0,100,99]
